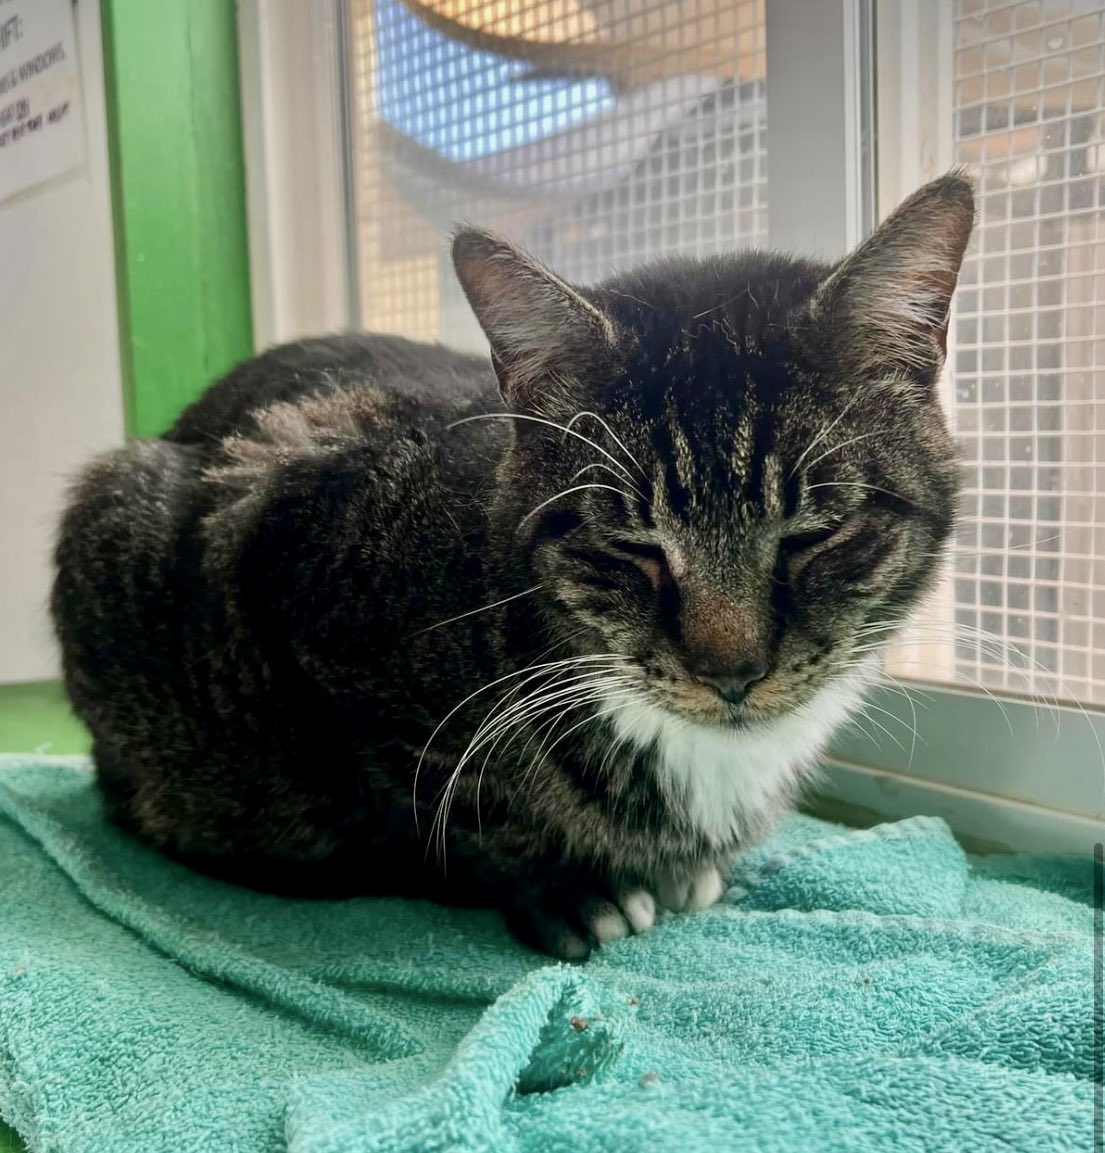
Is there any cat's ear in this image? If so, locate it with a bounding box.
[809,171,975,385]
[452,227,618,413]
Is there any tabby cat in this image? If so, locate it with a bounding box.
[52,174,973,958]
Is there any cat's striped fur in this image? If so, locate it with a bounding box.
[52,174,973,958]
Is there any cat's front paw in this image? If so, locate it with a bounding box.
[502,862,727,959]
[505,882,657,961]
[653,864,727,913]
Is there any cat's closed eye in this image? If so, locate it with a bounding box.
[779,523,844,577]
[781,525,839,553]
[608,539,673,591]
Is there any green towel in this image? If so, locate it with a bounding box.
[0,757,1095,1153]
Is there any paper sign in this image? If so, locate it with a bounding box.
[0,0,85,204]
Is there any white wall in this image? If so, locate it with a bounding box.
[0,0,124,683]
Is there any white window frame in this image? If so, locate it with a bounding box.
[819,0,1105,855]
[237,0,1105,855]
[237,0,357,349]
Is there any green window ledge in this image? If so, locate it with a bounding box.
[0,682,90,756]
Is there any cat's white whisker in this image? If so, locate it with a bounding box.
[802,430,884,473]
[919,532,1063,563]
[851,619,1061,726]
[518,483,632,528]
[424,658,632,860]
[469,671,635,770]
[787,391,862,481]
[845,709,885,751]
[856,695,918,745]
[878,671,932,709]
[833,661,925,764]
[517,678,638,760]
[565,410,649,479]
[537,695,641,768]
[414,654,629,835]
[872,671,926,765]
[445,662,630,779]
[447,412,636,483]
[853,707,906,752]
[474,663,630,741]
[480,683,636,779]
[843,640,1019,740]
[476,683,638,832]
[467,674,636,782]
[805,481,915,506]
[516,693,640,799]
[412,584,544,636]
[834,612,1099,773]
[570,463,644,501]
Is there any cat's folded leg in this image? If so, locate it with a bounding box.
[500,871,658,960]
[501,864,732,958]
[495,864,727,959]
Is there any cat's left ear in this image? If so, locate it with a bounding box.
[453,227,619,414]
[808,170,976,386]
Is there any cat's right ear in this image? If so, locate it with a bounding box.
[452,227,618,414]
[807,171,976,389]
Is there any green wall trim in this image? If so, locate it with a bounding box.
[0,1120,24,1153]
[0,682,90,755]
[101,0,254,439]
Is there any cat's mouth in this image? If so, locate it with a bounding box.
[612,655,833,730]
[654,669,833,731]
[643,694,770,735]
[721,706,755,731]
[652,680,775,730]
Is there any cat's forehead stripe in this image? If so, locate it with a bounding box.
[643,398,782,527]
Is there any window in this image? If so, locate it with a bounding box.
[950,0,1105,704]
[239,0,1105,847]
[345,0,768,350]
[887,0,1105,710]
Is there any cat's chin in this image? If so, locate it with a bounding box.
[647,696,790,733]
[601,679,869,847]
[684,705,760,732]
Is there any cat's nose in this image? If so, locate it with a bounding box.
[692,662,768,706]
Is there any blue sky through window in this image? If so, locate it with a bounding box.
[375,0,614,161]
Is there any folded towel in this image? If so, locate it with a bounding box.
[0,757,1095,1153]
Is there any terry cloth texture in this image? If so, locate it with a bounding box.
[0,757,1095,1152]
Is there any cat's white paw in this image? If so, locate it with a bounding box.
[620,888,657,934]
[654,865,726,913]
[589,905,630,943]
[589,888,657,943]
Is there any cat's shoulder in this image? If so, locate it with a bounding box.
[166,331,496,447]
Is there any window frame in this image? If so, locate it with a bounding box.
[237,0,1105,854]
[237,0,357,349]
[817,0,1105,853]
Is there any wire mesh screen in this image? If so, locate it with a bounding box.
[346,0,768,353]
[945,0,1105,704]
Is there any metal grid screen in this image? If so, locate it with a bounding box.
[346,0,1105,708]
[948,0,1105,704]
[347,0,767,352]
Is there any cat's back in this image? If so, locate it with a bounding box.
[166,331,496,447]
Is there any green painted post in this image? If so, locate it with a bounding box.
[0,1,254,772]
[101,0,254,438]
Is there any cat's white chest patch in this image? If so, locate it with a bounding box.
[605,680,865,847]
